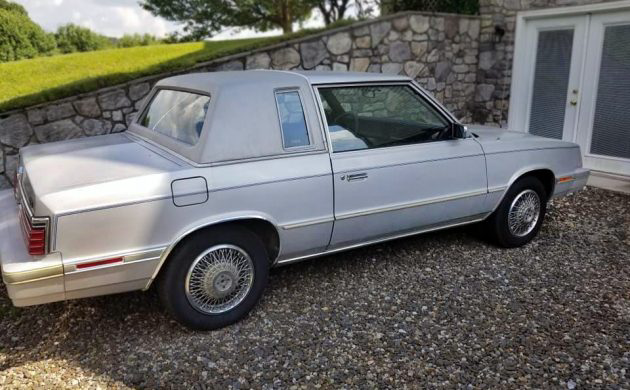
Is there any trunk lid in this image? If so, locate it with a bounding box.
[20,133,186,215]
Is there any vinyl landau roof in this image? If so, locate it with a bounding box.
[131,70,414,164]
[156,70,412,93]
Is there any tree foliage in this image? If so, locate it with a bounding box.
[140,0,316,38]
[55,24,111,53]
[117,33,160,48]
[0,3,56,62]
[381,0,479,15]
[317,0,351,25]
[0,0,27,14]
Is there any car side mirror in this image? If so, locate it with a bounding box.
[452,123,468,139]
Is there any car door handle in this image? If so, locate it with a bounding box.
[346,173,368,181]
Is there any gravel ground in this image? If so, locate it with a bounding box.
[0,187,628,389]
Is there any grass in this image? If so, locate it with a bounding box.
[0,20,356,113]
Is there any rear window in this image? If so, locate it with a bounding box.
[140,89,210,145]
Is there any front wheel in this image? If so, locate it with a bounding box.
[486,176,547,248]
[157,226,269,330]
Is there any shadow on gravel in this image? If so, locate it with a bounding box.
[0,188,628,388]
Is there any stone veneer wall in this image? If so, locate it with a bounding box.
[474,0,617,125]
[0,11,484,189]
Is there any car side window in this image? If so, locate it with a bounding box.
[275,90,310,149]
[318,85,451,153]
[140,89,210,145]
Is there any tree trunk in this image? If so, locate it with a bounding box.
[281,0,292,33]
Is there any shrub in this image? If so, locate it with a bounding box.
[117,33,160,48]
[0,7,56,62]
[55,23,111,53]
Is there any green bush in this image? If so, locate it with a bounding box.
[117,33,160,48]
[55,23,111,53]
[0,0,27,14]
[0,7,56,62]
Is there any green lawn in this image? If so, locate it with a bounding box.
[0,38,275,112]
[0,20,356,113]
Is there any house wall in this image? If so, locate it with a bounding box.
[0,11,484,189]
[473,0,618,125]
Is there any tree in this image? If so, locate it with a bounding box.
[140,0,316,38]
[55,24,110,53]
[0,0,27,15]
[0,1,56,62]
[317,0,350,25]
[381,0,479,15]
[118,33,159,48]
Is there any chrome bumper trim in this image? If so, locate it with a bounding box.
[2,264,64,285]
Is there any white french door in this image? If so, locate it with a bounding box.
[576,12,630,175]
[510,6,630,177]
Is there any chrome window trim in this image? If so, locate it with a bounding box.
[273,88,316,152]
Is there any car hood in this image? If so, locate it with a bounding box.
[465,125,579,154]
[20,133,187,215]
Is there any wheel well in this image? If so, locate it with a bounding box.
[227,219,280,262]
[167,219,280,265]
[519,169,555,199]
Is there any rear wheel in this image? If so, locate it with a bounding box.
[158,226,269,330]
[486,176,547,248]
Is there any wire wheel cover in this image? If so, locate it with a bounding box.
[185,244,254,314]
[508,189,541,237]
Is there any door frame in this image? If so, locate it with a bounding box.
[509,15,588,141]
[508,0,630,133]
[575,10,630,175]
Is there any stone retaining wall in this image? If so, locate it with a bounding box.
[0,11,485,189]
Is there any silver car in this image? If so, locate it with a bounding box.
[0,71,589,329]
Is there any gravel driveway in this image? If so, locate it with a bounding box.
[0,187,628,389]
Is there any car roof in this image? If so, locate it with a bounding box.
[156,70,411,93]
[295,70,411,84]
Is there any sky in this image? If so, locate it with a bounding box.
[13,0,328,40]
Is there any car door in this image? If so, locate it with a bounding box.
[315,83,488,249]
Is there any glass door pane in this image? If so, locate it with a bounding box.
[589,24,630,159]
[529,29,574,139]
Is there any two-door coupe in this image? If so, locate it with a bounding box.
[0,71,589,329]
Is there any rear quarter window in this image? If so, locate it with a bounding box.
[275,90,310,149]
[140,89,210,145]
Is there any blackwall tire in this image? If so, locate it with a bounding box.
[487,176,547,248]
[157,226,269,330]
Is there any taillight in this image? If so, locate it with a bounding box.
[18,206,48,256]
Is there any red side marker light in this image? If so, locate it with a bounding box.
[76,257,124,269]
[558,176,574,183]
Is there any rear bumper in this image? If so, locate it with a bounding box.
[0,190,65,306]
[552,168,590,198]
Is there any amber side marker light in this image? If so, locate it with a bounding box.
[76,257,124,269]
[558,176,575,183]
